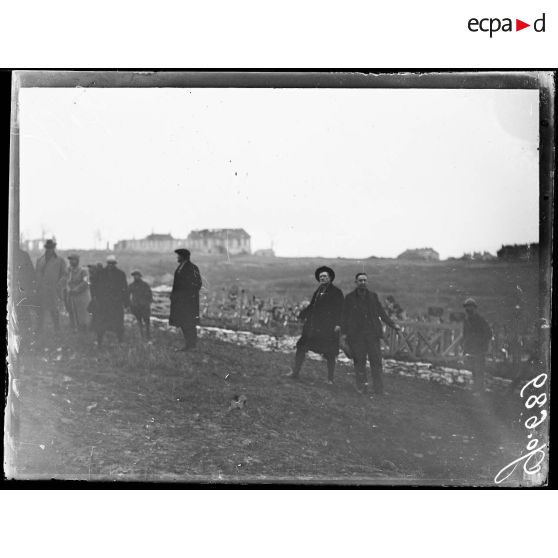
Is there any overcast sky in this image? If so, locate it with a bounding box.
[19,87,539,259]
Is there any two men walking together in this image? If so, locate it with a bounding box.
[287,266,400,396]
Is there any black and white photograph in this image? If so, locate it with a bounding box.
[5,71,554,485]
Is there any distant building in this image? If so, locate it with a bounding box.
[21,238,48,252]
[114,233,188,252]
[497,243,539,262]
[114,229,252,255]
[254,248,275,257]
[187,229,251,255]
[397,247,439,261]
[460,251,497,261]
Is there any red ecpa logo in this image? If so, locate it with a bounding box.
[468,13,546,37]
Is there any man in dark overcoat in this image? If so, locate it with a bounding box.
[286,266,343,384]
[462,297,493,393]
[14,245,37,343]
[93,255,129,346]
[86,263,103,331]
[35,238,67,334]
[128,270,153,340]
[341,272,399,395]
[169,248,202,350]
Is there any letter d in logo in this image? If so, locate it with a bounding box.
[534,13,546,32]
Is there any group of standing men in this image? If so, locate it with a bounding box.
[14,241,203,351]
[14,239,155,347]
[15,241,492,394]
[287,265,492,395]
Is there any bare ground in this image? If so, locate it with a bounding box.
[8,323,529,485]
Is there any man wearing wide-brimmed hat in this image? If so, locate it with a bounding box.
[169,248,202,351]
[286,265,344,384]
[462,297,493,393]
[35,238,67,333]
[65,253,91,332]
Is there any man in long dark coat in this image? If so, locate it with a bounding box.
[169,248,202,351]
[286,266,343,384]
[14,245,37,342]
[35,238,67,334]
[93,255,129,346]
[462,297,493,393]
[341,272,399,395]
[128,270,153,340]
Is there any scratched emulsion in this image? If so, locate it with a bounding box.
[6,73,551,485]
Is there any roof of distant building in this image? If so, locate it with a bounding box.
[187,228,250,240]
[145,233,174,241]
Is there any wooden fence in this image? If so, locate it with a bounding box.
[152,288,535,366]
[384,321,463,361]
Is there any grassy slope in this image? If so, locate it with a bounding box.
[12,324,527,484]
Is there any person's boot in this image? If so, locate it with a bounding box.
[326,358,335,385]
[285,372,299,380]
[286,349,305,379]
[371,370,385,396]
[285,365,300,380]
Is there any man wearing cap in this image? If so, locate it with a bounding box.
[286,266,344,384]
[65,254,91,332]
[128,270,153,340]
[93,255,129,345]
[169,249,202,351]
[35,239,67,334]
[462,298,493,393]
[341,272,400,395]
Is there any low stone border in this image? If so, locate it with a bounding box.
[151,318,510,390]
